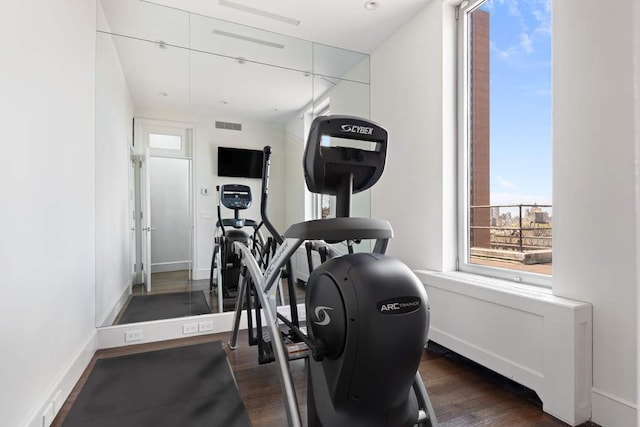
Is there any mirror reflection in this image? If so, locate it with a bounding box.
[96,0,370,327]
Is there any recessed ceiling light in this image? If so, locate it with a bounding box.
[220,100,229,105]
[271,107,279,112]
[364,1,380,11]
[158,92,168,97]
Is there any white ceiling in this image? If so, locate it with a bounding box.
[98,0,426,123]
[143,0,431,54]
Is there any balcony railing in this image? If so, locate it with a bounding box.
[470,204,552,265]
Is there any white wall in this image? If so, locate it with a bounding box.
[95,15,135,325]
[284,115,307,227]
[370,0,457,271]
[0,0,97,425]
[553,1,638,425]
[636,0,640,423]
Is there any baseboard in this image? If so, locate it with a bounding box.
[591,387,637,427]
[25,331,97,427]
[97,311,245,349]
[151,261,190,273]
[97,303,307,349]
[98,285,130,327]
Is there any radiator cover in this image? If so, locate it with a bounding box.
[416,270,592,426]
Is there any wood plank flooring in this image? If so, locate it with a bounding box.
[53,330,597,427]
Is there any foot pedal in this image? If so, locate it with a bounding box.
[286,342,309,360]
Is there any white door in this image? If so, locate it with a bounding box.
[136,121,194,293]
[149,156,191,275]
[141,149,153,292]
[129,157,137,287]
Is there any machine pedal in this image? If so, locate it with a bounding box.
[286,342,309,360]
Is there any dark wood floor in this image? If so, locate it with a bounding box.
[53,330,595,427]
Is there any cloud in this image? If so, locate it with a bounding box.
[518,82,551,95]
[497,176,517,190]
[483,0,504,11]
[506,0,522,18]
[525,0,552,35]
[519,33,533,53]
[490,41,517,58]
[486,0,551,62]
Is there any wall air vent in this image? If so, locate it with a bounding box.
[215,121,242,131]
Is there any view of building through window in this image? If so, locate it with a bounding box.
[466,0,552,277]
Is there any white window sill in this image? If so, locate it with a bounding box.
[414,269,585,307]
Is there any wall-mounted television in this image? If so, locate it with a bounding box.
[217,147,263,179]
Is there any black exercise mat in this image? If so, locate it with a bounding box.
[117,290,211,324]
[62,341,252,427]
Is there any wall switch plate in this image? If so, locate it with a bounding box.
[201,211,213,219]
[200,187,209,195]
[199,321,214,332]
[183,323,198,334]
[125,330,143,342]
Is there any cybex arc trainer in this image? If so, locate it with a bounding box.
[210,184,274,311]
[228,115,438,427]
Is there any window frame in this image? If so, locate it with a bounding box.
[456,0,552,288]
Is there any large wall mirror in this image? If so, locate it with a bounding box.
[95,0,370,328]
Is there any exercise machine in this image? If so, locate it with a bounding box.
[228,115,438,427]
[209,184,264,311]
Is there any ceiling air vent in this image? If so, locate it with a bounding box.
[215,121,242,131]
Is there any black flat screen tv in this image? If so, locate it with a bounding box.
[218,147,263,178]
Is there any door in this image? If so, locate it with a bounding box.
[149,156,191,276]
[136,121,194,293]
[141,149,153,292]
[129,157,137,287]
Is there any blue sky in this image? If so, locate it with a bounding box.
[479,0,552,206]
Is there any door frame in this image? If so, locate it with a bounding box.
[132,117,197,292]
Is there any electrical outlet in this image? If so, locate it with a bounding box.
[53,389,63,413]
[183,323,198,334]
[125,330,143,342]
[199,321,214,332]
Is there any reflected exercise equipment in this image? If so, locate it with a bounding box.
[210,184,273,311]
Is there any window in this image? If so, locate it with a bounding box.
[149,133,182,150]
[459,0,552,286]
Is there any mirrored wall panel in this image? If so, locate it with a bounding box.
[96,0,370,327]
